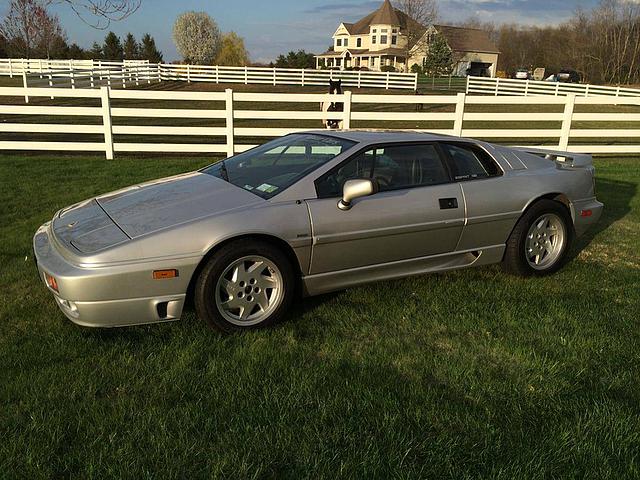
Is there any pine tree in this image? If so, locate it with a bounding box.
[422,32,454,77]
[102,31,123,60]
[89,41,102,59]
[123,33,139,59]
[140,33,163,63]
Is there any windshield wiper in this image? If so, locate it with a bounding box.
[219,159,230,182]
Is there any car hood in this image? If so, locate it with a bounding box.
[96,172,263,238]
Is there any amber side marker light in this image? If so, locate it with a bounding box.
[45,272,59,292]
[153,269,179,280]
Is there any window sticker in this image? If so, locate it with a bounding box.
[256,183,279,193]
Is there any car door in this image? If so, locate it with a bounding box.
[306,143,465,275]
[438,142,515,250]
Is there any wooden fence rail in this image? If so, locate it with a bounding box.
[467,75,640,98]
[2,58,418,91]
[1,86,639,159]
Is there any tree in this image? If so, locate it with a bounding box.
[172,11,221,65]
[35,8,66,58]
[422,32,453,76]
[140,33,162,63]
[395,0,438,71]
[45,0,140,29]
[89,41,103,59]
[102,31,123,60]
[273,50,315,69]
[0,0,51,58]
[123,32,138,59]
[215,32,249,66]
[67,42,87,59]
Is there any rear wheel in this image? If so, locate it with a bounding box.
[194,240,295,333]
[502,199,574,277]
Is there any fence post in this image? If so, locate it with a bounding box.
[584,84,590,98]
[415,72,419,90]
[38,59,43,77]
[385,71,390,90]
[343,91,352,129]
[358,70,362,89]
[187,64,191,83]
[121,67,126,89]
[100,87,114,160]
[48,73,54,99]
[559,94,575,151]
[273,67,277,86]
[301,69,305,87]
[225,88,235,158]
[465,76,470,94]
[22,72,29,104]
[8,57,13,78]
[244,66,248,85]
[70,69,75,89]
[494,77,500,96]
[524,79,529,97]
[616,86,620,97]
[453,92,466,136]
[555,83,560,96]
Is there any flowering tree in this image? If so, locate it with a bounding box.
[0,0,64,58]
[172,11,221,65]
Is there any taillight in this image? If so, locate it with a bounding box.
[45,272,59,292]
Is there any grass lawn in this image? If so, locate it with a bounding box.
[1,152,639,478]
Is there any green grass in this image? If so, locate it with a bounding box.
[1,153,639,478]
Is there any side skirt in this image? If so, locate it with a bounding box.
[302,245,506,296]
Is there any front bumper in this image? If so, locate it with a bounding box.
[33,223,197,328]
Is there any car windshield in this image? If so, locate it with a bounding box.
[201,134,356,199]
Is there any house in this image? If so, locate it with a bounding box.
[314,0,499,77]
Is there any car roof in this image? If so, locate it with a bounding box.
[304,129,460,144]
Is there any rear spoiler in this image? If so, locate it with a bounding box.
[515,147,593,168]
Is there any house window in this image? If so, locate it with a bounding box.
[380,35,388,44]
[372,28,377,33]
[392,28,398,33]
[336,39,341,47]
[391,35,397,45]
[372,35,377,44]
[343,38,348,47]
[356,38,362,48]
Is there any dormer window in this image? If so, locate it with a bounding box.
[391,35,397,45]
[372,28,377,33]
[336,39,341,46]
[372,35,377,44]
[356,38,362,48]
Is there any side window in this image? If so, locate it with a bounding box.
[316,144,450,198]
[441,143,500,181]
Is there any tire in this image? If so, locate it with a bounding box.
[502,199,575,277]
[194,239,295,333]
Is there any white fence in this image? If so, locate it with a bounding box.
[1,85,639,159]
[1,58,418,91]
[0,58,148,76]
[467,75,640,98]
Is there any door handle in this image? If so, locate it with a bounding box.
[439,198,458,210]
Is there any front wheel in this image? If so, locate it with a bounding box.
[194,240,295,333]
[502,199,574,277]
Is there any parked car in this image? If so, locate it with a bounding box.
[557,69,581,83]
[514,68,530,80]
[34,132,603,332]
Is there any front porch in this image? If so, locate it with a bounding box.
[315,50,407,71]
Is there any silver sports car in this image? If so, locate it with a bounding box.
[34,131,603,332]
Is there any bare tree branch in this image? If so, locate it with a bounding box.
[46,0,141,29]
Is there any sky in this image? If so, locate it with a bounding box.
[3,0,599,63]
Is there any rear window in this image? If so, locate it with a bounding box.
[441,143,501,181]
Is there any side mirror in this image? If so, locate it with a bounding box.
[338,179,378,211]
